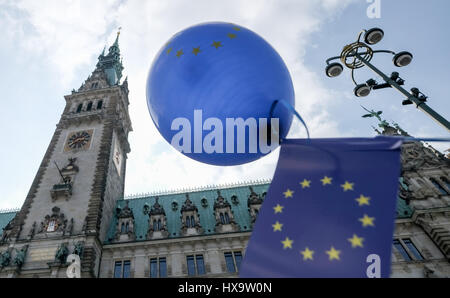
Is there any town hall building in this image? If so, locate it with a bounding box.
[0,33,449,278]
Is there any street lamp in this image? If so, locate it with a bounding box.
[324,28,450,131]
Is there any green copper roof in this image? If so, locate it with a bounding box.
[96,32,123,86]
[0,211,16,234]
[104,182,415,244]
[105,183,269,243]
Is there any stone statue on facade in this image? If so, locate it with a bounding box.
[55,243,69,264]
[13,245,28,269]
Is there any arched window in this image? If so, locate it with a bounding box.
[430,178,448,195]
[125,222,129,233]
[121,222,125,233]
[190,216,195,228]
[97,100,103,110]
[186,216,191,228]
[157,219,161,231]
[224,213,230,224]
[86,102,93,111]
[220,213,225,224]
[153,220,157,231]
[254,208,259,215]
[76,103,83,113]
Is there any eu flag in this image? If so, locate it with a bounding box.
[239,137,402,278]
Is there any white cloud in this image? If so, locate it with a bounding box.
[0,0,357,206]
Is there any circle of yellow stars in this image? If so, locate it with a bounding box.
[273,176,375,262]
[165,26,240,59]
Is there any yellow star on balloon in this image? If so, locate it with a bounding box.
[192,47,201,55]
[281,237,293,249]
[341,181,354,191]
[300,179,311,188]
[359,214,375,227]
[356,194,370,206]
[227,33,236,39]
[326,246,341,261]
[166,47,172,54]
[212,41,222,49]
[273,204,284,214]
[348,234,364,248]
[300,247,314,261]
[320,176,332,185]
[283,189,294,198]
[272,221,283,232]
[176,49,183,57]
[232,26,241,31]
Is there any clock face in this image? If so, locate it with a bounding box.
[64,130,93,151]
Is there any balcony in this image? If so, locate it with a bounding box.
[50,182,72,201]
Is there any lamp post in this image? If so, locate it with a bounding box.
[324,28,450,132]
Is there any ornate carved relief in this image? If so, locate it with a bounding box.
[145,197,169,240]
[114,201,135,242]
[180,194,203,236]
[213,190,240,233]
[35,207,73,239]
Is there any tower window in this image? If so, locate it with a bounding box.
[97,100,103,109]
[190,216,195,228]
[86,102,93,111]
[430,178,448,195]
[224,212,230,224]
[76,103,83,113]
[121,222,125,234]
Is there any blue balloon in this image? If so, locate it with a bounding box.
[146,22,295,166]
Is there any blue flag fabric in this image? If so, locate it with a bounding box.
[239,137,403,278]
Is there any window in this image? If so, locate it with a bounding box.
[441,177,450,190]
[220,213,225,224]
[114,260,131,278]
[186,255,205,276]
[186,216,191,228]
[403,239,424,260]
[159,257,167,277]
[196,255,205,275]
[76,103,83,113]
[91,82,98,89]
[97,100,103,109]
[234,252,242,270]
[224,251,243,273]
[224,252,235,273]
[149,257,167,278]
[190,216,195,228]
[187,255,195,276]
[125,222,129,233]
[123,260,131,278]
[393,240,411,261]
[86,101,93,111]
[224,213,230,224]
[430,178,448,195]
[393,239,424,262]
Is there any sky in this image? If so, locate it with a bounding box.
[0,0,449,209]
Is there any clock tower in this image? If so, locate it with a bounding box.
[2,32,132,277]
